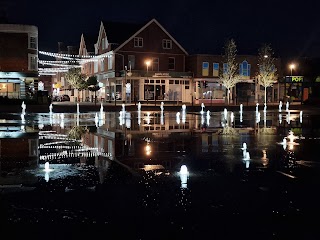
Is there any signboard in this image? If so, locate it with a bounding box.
[153,73,170,77]
[285,76,304,83]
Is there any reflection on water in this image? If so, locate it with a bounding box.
[2,107,320,232]
[1,108,319,180]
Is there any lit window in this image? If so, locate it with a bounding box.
[202,62,209,76]
[239,60,251,77]
[162,39,172,49]
[213,63,219,76]
[134,37,143,47]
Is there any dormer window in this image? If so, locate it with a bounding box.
[162,39,172,49]
[134,37,143,47]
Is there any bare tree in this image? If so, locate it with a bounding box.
[257,44,277,105]
[219,39,240,105]
[64,68,88,101]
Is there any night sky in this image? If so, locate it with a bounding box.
[2,0,320,58]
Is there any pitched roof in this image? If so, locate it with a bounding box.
[101,20,144,50]
[81,33,96,53]
[114,18,189,55]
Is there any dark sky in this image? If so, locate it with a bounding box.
[2,0,320,58]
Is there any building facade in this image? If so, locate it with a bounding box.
[80,18,193,104]
[187,54,283,105]
[0,24,38,99]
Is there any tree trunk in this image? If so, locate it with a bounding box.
[264,86,267,106]
[227,89,230,105]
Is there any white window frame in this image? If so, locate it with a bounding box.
[28,34,37,50]
[28,54,38,71]
[162,39,172,49]
[134,37,143,47]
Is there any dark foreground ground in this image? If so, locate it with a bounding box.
[1,159,320,240]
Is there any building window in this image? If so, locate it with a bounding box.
[134,37,143,47]
[162,39,172,49]
[168,57,175,70]
[213,63,219,76]
[108,56,113,70]
[239,60,251,77]
[28,54,37,71]
[152,58,159,71]
[29,35,37,50]
[202,62,209,76]
[101,58,105,72]
[128,55,135,69]
[223,63,228,74]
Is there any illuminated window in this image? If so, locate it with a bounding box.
[239,60,251,77]
[213,63,219,76]
[134,37,143,47]
[202,62,209,76]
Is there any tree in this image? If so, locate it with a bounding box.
[87,75,100,105]
[219,39,240,105]
[64,68,87,101]
[257,44,277,105]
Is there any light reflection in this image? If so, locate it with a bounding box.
[179,165,189,189]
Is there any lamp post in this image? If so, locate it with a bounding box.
[289,64,295,77]
[145,60,151,105]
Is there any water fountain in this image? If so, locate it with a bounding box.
[200,103,205,115]
[286,112,291,124]
[286,101,289,112]
[44,161,53,182]
[122,103,126,113]
[176,112,181,124]
[77,103,80,115]
[179,165,189,189]
[206,110,210,126]
[138,102,141,111]
[300,111,303,123]
[160,101,164,112]
[230,112,234,123]
[255,103,259,114]
[21,101,26,115]
[240,103,243,113]
[263,103,267,113]
[223,108,228,120]
[279,101,282,112]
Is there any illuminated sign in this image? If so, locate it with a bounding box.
[291,76,303,82]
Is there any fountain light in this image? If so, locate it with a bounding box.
[179,165,189,189]
[279,101,282,112]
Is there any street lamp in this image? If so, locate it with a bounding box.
[289,64,295,76]
[145,60,151,105]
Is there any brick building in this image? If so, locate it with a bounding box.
[0,24,38,99]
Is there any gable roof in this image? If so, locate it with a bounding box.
[114,18,189,55]
[101,20,144,50]
[81,32,96,54]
